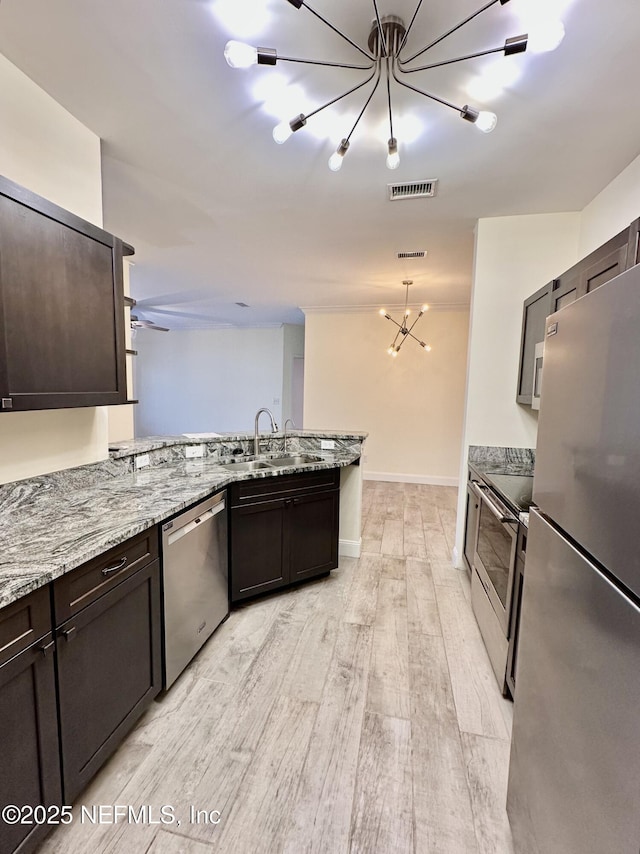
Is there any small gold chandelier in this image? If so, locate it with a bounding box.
[380,280,431,357]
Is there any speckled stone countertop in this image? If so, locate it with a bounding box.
[0,431,366,610]
[468,445,535,477]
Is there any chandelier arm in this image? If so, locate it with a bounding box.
[406,313,424,335]
[406,331,427,347]
[397,0,426,56]
[399,44,508,74]
[385,316,405,332]
[385,57,394,139]
[300,1,375,61]
[391,329,402,349]
[371,0,388,56]
[392,62,461,113]
[304,66,378,122]
[399,0,503,65]
[279,55,374,71]
[345,64,382,143]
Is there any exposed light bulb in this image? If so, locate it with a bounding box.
[224,40,258,69]
[328,152,344,172]
[386,138,400,170]
[425,345,432,352]
[422,304,429,312]
[273,120,293,144]
[475,111,498,133]
[328,139,349,172]
[379,309,387,316]
[527,20,565,53]
[391,349,399,358]
[405,309,411,317]
[387,347,395,355]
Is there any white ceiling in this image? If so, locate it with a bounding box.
[1,0,639,328]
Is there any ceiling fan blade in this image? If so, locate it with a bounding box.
[130,315,170,332]
[134,288,214,308]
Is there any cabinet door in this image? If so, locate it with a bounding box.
[289,490,339,583]
[56,560,161,802]
[0,635,61,854]
[0,176,130,412]
[517,282,551,405]
[580,235,629,295]
[625,218,640,269]
[230,499,287,602]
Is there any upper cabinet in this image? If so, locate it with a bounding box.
[517,217,639,407]
[516,282,553,406]
[0,175,134,413]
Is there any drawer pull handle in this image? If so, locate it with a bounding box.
[62,627,77,643]
[102,556,128,576]
[39,640,56,657]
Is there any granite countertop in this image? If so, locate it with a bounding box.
[0,431,365,610]
[468,444,536,478]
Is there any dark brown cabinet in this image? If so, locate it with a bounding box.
[0,589,61,854]
[0,528,162,852]
[517,217,639,407]
[229,469,340,603]
[549,225,631,315]
[0,174,134,413]
[53,529,162,802]
[516,282,552,405]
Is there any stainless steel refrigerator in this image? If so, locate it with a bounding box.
[507,264,640,854]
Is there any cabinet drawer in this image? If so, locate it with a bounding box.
[0,585,51,667]
[231,468,340,507]
[53,526,158,624]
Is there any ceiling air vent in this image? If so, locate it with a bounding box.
[397,250,427,260]
[388,179,438,201]
[235,302,250,308]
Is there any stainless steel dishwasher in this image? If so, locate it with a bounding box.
[161,490,228,688]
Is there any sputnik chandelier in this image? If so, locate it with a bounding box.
[380,281,430,357]
[223,0,565,171]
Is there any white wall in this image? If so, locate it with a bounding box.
[452,212,582,565]
[135,325,300,436]
[303,309,469,484]
[282,324,305,428]
[579,151,640,257]
[0,55,109,485]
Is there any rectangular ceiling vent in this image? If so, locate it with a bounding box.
[388,179,438,201]
[235,302,250,308]
[397,250,427,260]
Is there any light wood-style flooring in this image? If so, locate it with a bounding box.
[39,481,515,854]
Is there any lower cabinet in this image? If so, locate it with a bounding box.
[55,559,162,801]
[0,628,61,854]
[0,526,162,854]
[229,468,340,602]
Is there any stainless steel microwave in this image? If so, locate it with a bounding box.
[532,341,544,410]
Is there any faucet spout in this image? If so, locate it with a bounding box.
[254,408,279,456]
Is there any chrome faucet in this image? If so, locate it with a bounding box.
[254,408,278,456]
[283,418,296,454]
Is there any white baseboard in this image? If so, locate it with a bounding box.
[363,471,459,487]
[339,538,362,558]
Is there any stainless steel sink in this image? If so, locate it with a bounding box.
[268,454,322,467]
[219,460,273,472]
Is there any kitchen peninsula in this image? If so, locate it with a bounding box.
[0,429,365,854]
[0,430,366,608]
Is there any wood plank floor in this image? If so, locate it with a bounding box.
[38,481,515,854]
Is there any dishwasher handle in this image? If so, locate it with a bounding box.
[166,500,225,546]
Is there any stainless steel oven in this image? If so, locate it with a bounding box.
[471,482,519,693]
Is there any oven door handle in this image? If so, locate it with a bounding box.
[477,485,518,524]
